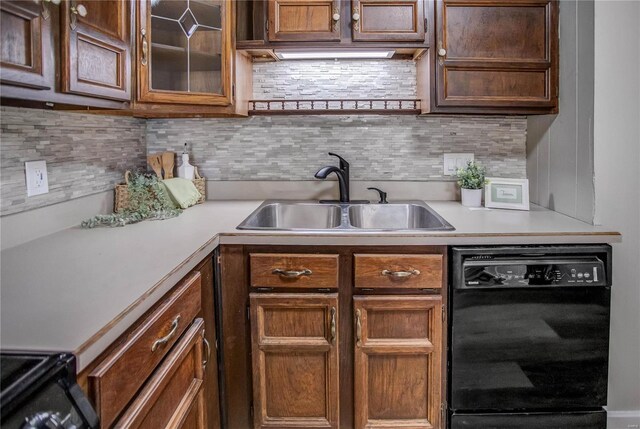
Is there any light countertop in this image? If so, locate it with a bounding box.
[0,201,620,370]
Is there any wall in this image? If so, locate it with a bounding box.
[147,114,527,182]
[0,107,146,216]
[253,59,416,99]
[527,0,595,223]
[148,60,527,183]
[593,1,640,425]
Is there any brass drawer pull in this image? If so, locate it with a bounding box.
[69,2,87,30]
[382,269,421,278]
[355,309,362,347]
[272,268,312,278]
[352,7,360,31]
[141,29,148,66]
[329,307,337,344]
[202,329,211,369]
[151,315,180,352]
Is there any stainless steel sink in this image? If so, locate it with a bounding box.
[348,203,454,231]
[237,200,454,231]
[236,202,342,230]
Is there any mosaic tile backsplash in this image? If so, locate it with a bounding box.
[1,61,528,216]
[147,115,527,181]
[0,107,146,216]
[253,60,417,99]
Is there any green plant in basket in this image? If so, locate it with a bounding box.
[456,160,488,190]
[81,172,182,228]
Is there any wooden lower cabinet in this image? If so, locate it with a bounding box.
[223,245,447,429]
[115,318,207,429]
[250,293,340,428]
[80,255,219,429]
[354,296,443,429]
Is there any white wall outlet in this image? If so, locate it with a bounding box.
[25,160,49,197]
[443,153,475,176]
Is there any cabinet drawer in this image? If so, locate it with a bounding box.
[354,254,443,289]
[250,253,339,289]
[90,272,202,428]
[115,318,206,429]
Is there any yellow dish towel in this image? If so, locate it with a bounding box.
[162,178,202,209]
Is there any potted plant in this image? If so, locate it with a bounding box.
[456,160,487,207]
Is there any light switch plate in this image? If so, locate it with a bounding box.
[25,160,49,196]
[443,153,475,176]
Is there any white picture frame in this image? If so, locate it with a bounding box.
[485,178,530,210]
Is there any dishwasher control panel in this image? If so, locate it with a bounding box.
[462,257,607,287]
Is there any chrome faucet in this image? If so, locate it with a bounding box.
[314,153,350,203]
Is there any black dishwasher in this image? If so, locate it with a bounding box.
[449,245,612,429]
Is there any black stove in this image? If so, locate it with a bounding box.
[0,352,99,429]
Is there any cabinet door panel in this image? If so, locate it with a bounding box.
[268,0,341,42]
[435,0,558,111]
[352,0,425,42]
[115,319,207,429]
[0,0,53,89]
[61,0,130,101]
[354,296,442,429]
[445,5,546,60]
[137,0,232,106]
[250,293,339,428]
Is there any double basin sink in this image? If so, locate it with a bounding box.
[237,200,455,231]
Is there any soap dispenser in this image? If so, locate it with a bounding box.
[177,143,195,180]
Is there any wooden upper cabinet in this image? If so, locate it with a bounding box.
[354,295,443,429]
[60,0,131,101]
[435,0,558,112]
[351,0,426,42]
[136,0,233,106]
[250,293,340,428]
[268,0,341,42]
[0,0,54,90]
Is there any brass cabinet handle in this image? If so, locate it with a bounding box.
[141,29,148,66]
[202,329,211,369]
[355,309,362,347]
[272,268,312,278]
[382,269,421,278]
[329,307,337,344]
[437,41,446,65]
[69,2,87,30]
[352,7,360,31]
[332,7,340,31]
[41,0,61,20]
[151,315,180,352]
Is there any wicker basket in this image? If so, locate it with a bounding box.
[115,169,206,213]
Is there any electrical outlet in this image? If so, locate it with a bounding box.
[25,161,49,197]
[443,153,475,176]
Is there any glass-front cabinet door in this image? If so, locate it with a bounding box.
[137,0,231,105]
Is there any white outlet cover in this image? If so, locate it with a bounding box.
[25,160,49,197]
[443,153,475,176]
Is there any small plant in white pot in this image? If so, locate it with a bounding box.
[456,160,487,207]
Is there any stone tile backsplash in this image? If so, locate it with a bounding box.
[1,60,528,216]
[253,60,417,99]
[146,115,527,181]
[0,107,146,216]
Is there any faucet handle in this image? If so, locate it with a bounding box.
[328,152,349,170]
[368,187,388,204]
